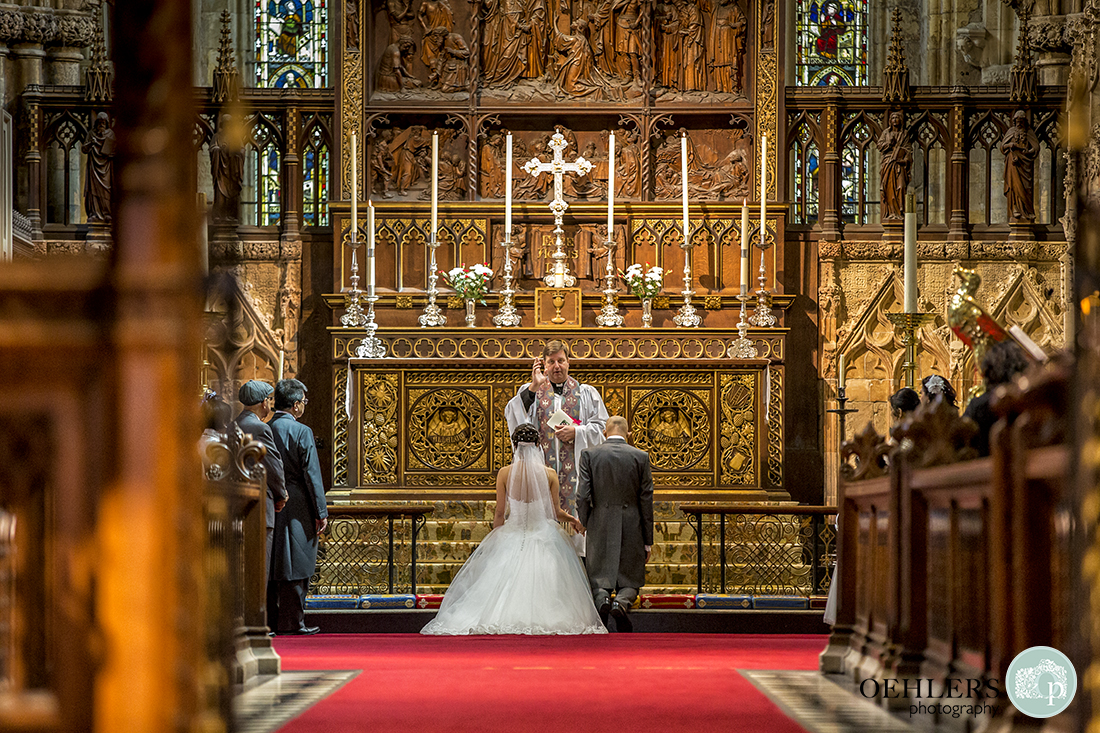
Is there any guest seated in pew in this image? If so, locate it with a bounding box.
[963,340,1029,457]
[889,387,921,424]
[921,374,958,410]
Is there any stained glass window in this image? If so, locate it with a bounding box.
[302,121,331,227]
[255,0,329,89]
[795,0,868,86]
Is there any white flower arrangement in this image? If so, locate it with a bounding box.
[444,263,495,303]
[620,263,664,299]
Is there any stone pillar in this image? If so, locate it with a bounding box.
[10,42,45,93]
[45,47,83,86]
[948,87,970,241]
[819,92,842,242]
[281,104,301,241]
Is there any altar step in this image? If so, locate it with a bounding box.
[302,608,830,635]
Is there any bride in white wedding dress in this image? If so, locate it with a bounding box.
[421,424,607,636]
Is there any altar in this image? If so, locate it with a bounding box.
[328,328,791,501]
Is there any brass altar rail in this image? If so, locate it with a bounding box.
[313,505,434,595]
[680,503,837,597]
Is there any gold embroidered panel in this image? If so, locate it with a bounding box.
[343,362,777,496]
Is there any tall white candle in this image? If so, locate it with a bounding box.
[350,133,357,243]
[505,132,513,240]
[607,131,615,238]
[431,131,439,243]
[367,200,376,297]
[903,193,917,313]
[760,134,767,248]
[681,132,690,247]
[740,199,749,296]
[554,268,565,288]
[838,352,846,390]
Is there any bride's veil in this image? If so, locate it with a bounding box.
[506,436,557,524]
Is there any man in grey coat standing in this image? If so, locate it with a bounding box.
[268,379,329,635]
[577,415,654,632]
[235,380,289,581]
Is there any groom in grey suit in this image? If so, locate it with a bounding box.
[577,416,654,632]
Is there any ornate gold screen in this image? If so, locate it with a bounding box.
[342,361,782,498]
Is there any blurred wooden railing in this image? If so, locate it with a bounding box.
[202,425,278,689]
[821,360,1071,725]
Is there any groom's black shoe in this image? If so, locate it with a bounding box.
[610,603,633,633]
[598,597,612,625]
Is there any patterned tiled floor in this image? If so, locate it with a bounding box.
[234,670,360,733]
[741,670,917,733]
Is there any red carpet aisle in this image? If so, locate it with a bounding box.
[273,633,826,733]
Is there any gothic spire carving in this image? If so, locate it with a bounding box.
[212,10,240,104]
[882,6,910,103]
[1010,8,1038,103]
[84,6,112,102]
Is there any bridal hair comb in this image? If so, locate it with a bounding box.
[924,375,948,392]
[511,423,540,446]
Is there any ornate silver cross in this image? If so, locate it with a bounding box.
[523,131,592,287]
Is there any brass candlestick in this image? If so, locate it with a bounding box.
[885,311,937,388]
[419,233,446,327]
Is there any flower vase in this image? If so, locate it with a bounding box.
[464,298,477,327]
[641,298,653,328]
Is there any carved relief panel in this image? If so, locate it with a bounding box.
[346,362,775,494]
[367,120,468,202]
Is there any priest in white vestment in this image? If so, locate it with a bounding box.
[505,340,608,517]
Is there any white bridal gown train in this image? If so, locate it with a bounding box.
[421,443,607,636]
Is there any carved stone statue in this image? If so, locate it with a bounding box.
[480,0,528,85]
[418,0,454,70]
[712,129,752,199]
[345,0,360,50]
[760,0,775,48]
[514,138,550,200]
[386,0,416,43]
[710,0,746,94]
[423,27,448,86]
[999,110,1039,222]
[82,112,114,224]
[655,1,682,88]
[390,125,431,194]
[553,18,614,98]
[615,129,640,198]
[438,31,471,92]
[568,141,605,199]
[877,110,912,221]
[210,114,245,225]
[678,0,707,91]
[522,0,550,79]
[371,129,395,198]
[614,0,644,83]
[376,37,422,92]
[480,132,506,198]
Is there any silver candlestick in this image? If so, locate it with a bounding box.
[493,234,521,327]
[595,238,623,327]
[749,222,776,327]
[419,233,446,327]
[340,226,369,328]
[728,294,758,358]
[673,232,701,328]
[355,294,386,358]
